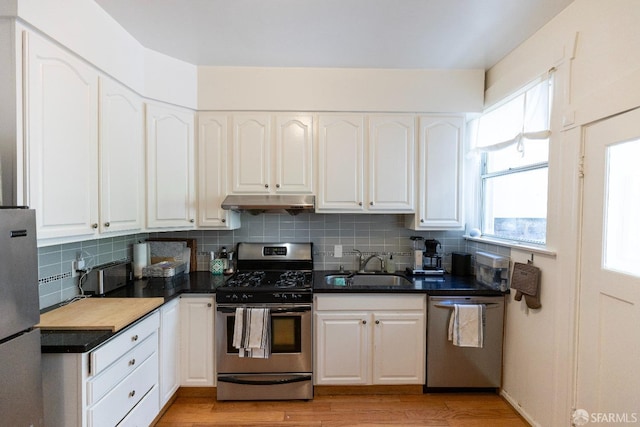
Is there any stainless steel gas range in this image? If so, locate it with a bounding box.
[215,242,314,400]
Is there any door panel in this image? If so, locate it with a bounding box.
[577,107,640,418]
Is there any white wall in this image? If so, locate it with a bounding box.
[198,66,484,112]
[14,0,197,109]
[485,1,640,425]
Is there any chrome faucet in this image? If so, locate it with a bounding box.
[354,251,385,273]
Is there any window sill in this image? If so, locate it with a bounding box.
[463,235,557,257]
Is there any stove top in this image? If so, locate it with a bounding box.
[216,242,314,304]
[221,270,313,290]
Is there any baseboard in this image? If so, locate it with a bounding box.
[500,389,539,427]
[177,386,217,398]
[314,385,423,396]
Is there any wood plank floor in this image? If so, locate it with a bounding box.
[155,389,529,426]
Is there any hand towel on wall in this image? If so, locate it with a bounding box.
[511,262,541,309]
[232,307,271,358]
[448,304,485,348]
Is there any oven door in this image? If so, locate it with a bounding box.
[215,304,312,374]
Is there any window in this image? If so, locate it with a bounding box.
[473,76,553,244]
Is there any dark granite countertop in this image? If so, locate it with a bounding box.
[313,270,505,296]
[41,270,503,353]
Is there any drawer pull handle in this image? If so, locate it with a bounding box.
[129,390,136,398]
[131,334,139,342]
[129,358,136,366]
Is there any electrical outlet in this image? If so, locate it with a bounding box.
[334,245,343,258]
[71,261,79,278]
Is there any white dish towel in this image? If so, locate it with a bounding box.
[232,307,271,358]
[448,304,485,348]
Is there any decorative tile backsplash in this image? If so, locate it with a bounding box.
[37,212,509,309]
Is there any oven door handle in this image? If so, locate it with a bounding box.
[217,375,312,386]
[216,306,312,314]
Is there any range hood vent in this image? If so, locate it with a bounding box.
[221,195,315,215]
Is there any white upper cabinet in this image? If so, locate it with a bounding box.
[146,103,196,229]
[25,32,99,241]
[99,77,144,234]
[197,113,239,229]
[274,115,314,193]
[230,113,313,194]
[368,115,415,212]
[316,114,365,211]
[316,114,414,213]
[407,115,464,229]
[231,114,271,193]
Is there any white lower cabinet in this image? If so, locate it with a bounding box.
[41,311,160,427]
[159,298,180,407]
[180,295,215,387]
[314,294,426,385]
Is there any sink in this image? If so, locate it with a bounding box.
[324,273,413,287]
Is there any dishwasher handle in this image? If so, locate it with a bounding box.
[433,302,501,309]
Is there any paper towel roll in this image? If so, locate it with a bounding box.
[133,243,150,278]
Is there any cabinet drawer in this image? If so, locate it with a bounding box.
[91,311,159,375]
[117,384,159,427]
[315,294,426,311]
[88,353,158,427]
[87,332,157,405]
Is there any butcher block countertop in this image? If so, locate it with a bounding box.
[37,297,164,332]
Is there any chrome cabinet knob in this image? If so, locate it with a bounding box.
[92,223,98,229]
[362,320,367,325]
[276,184,280,188]
[104,222,110,227]
[358,202,363,206]
[222,218,226,223]
[375,320,380,324]
[189,219,195,223]
[370,201,374,206]
[265,184,269,188]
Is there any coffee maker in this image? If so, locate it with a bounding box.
[422,239,444,274]
[406,236,444,276]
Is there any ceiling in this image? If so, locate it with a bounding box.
[95,0,574,70]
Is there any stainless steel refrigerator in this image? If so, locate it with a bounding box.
[0,207,44,426]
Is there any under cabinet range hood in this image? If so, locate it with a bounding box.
[221,194,315,215]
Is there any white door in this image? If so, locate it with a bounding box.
[368,115,415,212]
[576,108,640,422]
[180,296,215,386]
[316,115,364,211]
[146,103,195,228]
[231,114,271,193]
[414,115,464,229]
[26,33,99,240]
[99,77,144,234]
[197,113,239,229]
[314,311,369,385]
[372,312,425,384]
[274,115,314,193]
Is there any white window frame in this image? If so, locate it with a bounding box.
[473,75,553,245]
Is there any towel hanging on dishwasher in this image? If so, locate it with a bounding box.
[448,304,485,348]
[233,307,271,358]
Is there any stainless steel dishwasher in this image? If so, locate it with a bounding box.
[426,295,505,390]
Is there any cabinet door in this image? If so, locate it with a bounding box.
[316,115,365,211]
[274,115,314,193]
[230,114,271,193]
[180,296,214,387]
[314,311,369,385]
[372,312,425,385]
[146,103,195,228]
[26,33,99,240]
[197,113,240,229]
[159,298,180,407]
[99,77,144,234]
[414,116,464,229]
[368,115,415,212]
